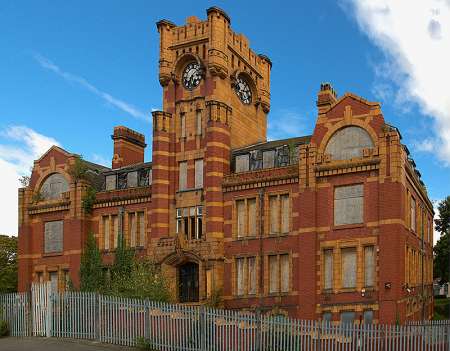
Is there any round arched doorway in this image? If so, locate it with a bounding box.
[178,262,199,303]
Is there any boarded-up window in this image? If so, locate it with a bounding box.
[40,173,69,200]
[44,221,63,253]
[105,175,116,191]
[236,258,245,296]
[340,311,356,324]
[323,312,332,322]
[342,248,357,288]
[263,150,275,168]
[269,255,278,293]
[138,212,145,247]
[364,246,375,287]
[127,171,138,188]
[280,194,289,233]
[179,161,187,190]
[269,195,279,234]
[235,154,249,173]
[411,197,416,231]
[103,216,110,250]
[49,272,58,293]
[129,213,136,247]
[334,184,364,226]
[280,254,289,293]
[324,249,333,290]
[195,159,203,188]
[363,310,373,324]
[196,110,202,135]
[236,200,246,238]
[269,194,289,235]
[112,215,119,249]
[248,198,257,236]
[180,113,186,138]
[248,257,256,295]
[325,126,374,160]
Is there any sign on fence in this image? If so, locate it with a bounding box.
[1,283,450,351]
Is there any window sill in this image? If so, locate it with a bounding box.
[234,294,257,299]
[176,188,203,194]
[267,232,289,238]
[235,235,258,241]
[43,252,63,257]
[267,292,290,297]
[333,223,364,230]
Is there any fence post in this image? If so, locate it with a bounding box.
[45,282,52,337]
[447,325,450,351]
[200,305,206,351]
[255,308,262,351]
[95,294,100,341]
[317,320,321,351]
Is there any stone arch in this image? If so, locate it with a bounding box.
[173,53,205,81]
[230,69,259,104]
[318,119,378,159]
[38,172,70,200]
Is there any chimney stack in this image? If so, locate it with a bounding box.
[111,126,146,169]
[317,82,338,114]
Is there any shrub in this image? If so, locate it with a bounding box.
[135,337,157,351]
[0,320,9,337]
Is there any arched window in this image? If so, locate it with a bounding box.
[40,173,69,200]
[325,126,374,161]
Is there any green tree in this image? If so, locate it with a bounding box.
[108,234,170,301]
[434,196,450,283]
[0,235,18,293]
[79,232,104,292]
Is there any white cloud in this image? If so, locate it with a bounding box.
[91,153,110,167]
[0,126,59,236]
[345,0,450,166]
[268,109,308,141]
[33,53,150,122]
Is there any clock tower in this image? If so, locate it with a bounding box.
[151,7,272,302]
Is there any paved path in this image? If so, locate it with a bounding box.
[0,337,135,351]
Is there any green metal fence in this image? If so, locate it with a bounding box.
[1,283,450,350]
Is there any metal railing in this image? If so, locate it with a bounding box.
[1,283,450,350]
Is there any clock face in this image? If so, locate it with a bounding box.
[234,76,252,104]
[182,62,202,90]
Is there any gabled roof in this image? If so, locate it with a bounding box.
[35,145,72,162]
[331,92,381,109]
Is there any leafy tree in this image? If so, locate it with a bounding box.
[436,196,450,235]
[434,196,450,283]
[79,232,104,292]
[0,235,18,293]
[68,155,88,182]
[109,233,134,290]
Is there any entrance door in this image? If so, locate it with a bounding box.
[179,262,199,303]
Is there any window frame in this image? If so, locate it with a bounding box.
[235,256,258,297]
[235,197,258,239]
[267,253,290,295]
[267,193,290,236]
[333,184,364,227]
[176,206,203,240]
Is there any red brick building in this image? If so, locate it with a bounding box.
[17,7,434,324]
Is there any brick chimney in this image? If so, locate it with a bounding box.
[111,126,146,169]
[317,82,338,114]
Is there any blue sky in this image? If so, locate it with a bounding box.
[1,0,449,236]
